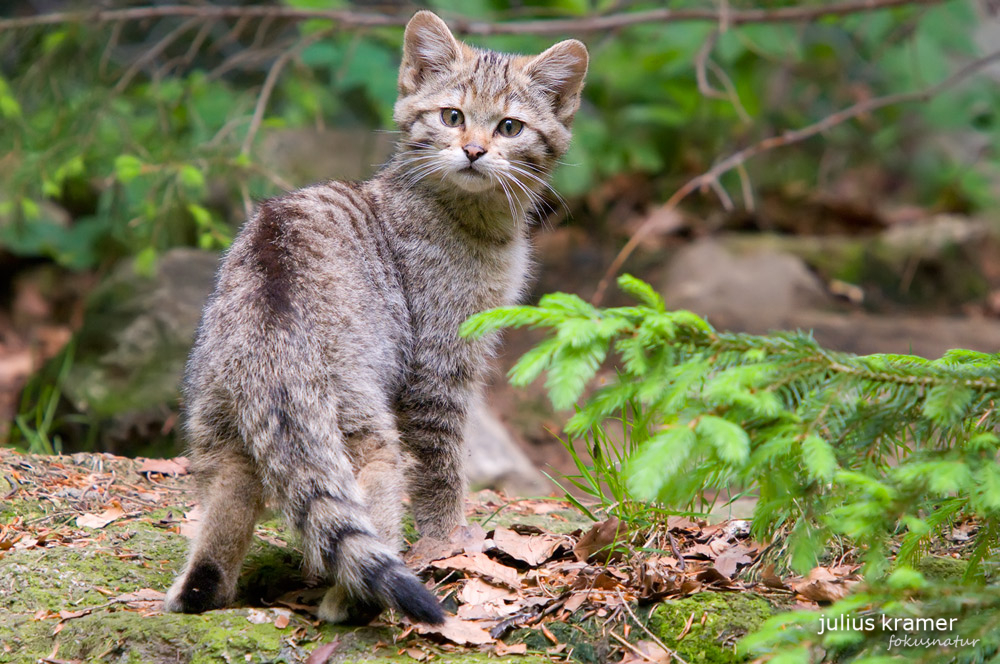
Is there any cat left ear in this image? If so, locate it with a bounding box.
[399,11,461,95]
[526,40,589,124]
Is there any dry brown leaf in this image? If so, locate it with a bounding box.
[563,592,587,613]
[794,578,853,603]
[713,545,752,578]
[519,500,567,515]
[457,601,520,620]
[57,609,90,621]
[405,523,487,566]
[404,647,428,661]
[761,565,790,590]
[491,527,564,567]
[574,517,626,564]
[458,578,516,605]
[415,616,494,646]
[305,641,340,664]
[179,505,203,539]
[494,642,527,656]
[430,553,519,589]
[116,588,166,605]
[136,457,190,477]
[76,506,126,529]
[620,639,672,664]
[696,567,733,586]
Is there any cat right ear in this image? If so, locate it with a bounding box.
[399,11,460,96]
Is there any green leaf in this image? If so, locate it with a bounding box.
[507,336,560,387]
[627,425,697,500]
[887,567,927,591]
[921,384,974,426]
[178,164,206,196]
[114,155,144,183]
[617,274,665,311]
[187,203,212,228]
[695,416,750,466]
[801,435,837,482]
[544,344,607,409]
[133,246,158,278]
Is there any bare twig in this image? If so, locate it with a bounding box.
[0,0,946,35]
[241,27,333,157]
[616,590,690,664]
[735,162,755,212]
[112,17,199,93]
[707,59,752,124]
[608,630,657,662]
[590,47,1000,305]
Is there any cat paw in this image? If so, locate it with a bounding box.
[164,560,228,614]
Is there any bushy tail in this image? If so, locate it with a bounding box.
[235,364,444,624]
[323,534,445,625]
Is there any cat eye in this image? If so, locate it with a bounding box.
[496,118,524,137]
[441,108,465,127]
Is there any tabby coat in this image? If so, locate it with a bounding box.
[164,11,588,624]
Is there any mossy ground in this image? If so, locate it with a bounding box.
[511,592,774,664]
[0,451,777,663]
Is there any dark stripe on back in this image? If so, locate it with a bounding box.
[246,198,306,325]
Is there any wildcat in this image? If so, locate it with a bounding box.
[164,10,588,625]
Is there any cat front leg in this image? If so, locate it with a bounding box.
[396,373,472,540]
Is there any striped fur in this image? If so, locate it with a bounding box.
[164,11,587,625]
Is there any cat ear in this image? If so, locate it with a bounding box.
[526,40,589,123]
[399,11,461,95]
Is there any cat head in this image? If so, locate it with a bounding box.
[393,11,588,197]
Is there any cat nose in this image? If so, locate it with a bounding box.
[463,144,486,162]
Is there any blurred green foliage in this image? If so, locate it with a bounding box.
[0,0,998,272]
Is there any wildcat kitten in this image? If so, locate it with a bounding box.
[164,11,587,625]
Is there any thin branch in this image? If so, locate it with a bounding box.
[112,17,199,94]
[0,0,946,35]
[616,590,690,664]
[240,28,333,157]
[589,47,1000,305]
[694,31,752,124]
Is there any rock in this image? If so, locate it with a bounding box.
[466,396,549,496]
[660,238,833,331]
[58,249,218,450]
[658,230,1000,359]
[55,248,545,494]
[790,310,1000,358]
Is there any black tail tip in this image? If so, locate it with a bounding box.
[390,573,446,625]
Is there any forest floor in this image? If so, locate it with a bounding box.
[0,446,941,664]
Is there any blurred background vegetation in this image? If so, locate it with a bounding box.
[1,0,999,457]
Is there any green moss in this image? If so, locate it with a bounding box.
[645,593,774,664]
[915,555,967,581]
[519,620,610,664]
[0,608,302,663]
[0,497,57,523]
